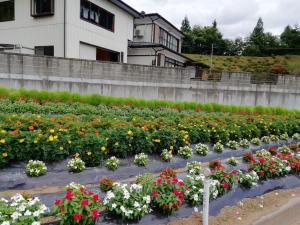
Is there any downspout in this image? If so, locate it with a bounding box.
[63,0,66,58]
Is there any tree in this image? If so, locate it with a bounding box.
[224,38,246,56]
[181,16,192,33]
[280,25,300,48]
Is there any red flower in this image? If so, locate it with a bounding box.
[259,158,265,164]
[152,191,158,198]
[155,178,162,185]
[91,209,100,219]
[178,181,185,186]
[65,191,73,199]
[81,199,89,207]
[60,207,65,213]
[173,189,182,197]
[258,171,264,177]
[93,194,99,202]
[73,213,82,221]
[223,173,228,177]
[55,199,63,205]
[80,187,86,193]
[222,181,230,189]
[172,178,178,184]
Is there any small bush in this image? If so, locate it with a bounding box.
[67,158,85,173]
[134,153,149,167]
[25,160,47,177]
[105,156,120,171]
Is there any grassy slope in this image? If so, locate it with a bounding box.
[185,54,300,74]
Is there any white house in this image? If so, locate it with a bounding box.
[128,13,197,67]
[0,0,140,63]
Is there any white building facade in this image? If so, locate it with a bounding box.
[128,13,193,67]
[0,0,139,63]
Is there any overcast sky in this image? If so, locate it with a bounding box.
[125,0,300,39]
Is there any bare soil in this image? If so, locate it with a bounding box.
[168,187,300,225]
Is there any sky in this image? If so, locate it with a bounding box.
[125,0,300,39]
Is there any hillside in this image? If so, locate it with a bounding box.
[186,54,300,75]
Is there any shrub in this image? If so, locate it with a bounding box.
[270,135,279,142]
[105,156,120,171]
[67,158,85,173]
[256,149,271,158]
[178,146,193,159]
[0,194,47,225]
[160,168,177,178]
[186,161,202,175]
[239,139,250,148]
[261,136,271,144]
[280,133,289,141]
[251,138,261,145]
[53,183,103,225]
[25,160,47,177]
[103,183,151,220]
[151,176,185,215]
[184,175,219,206]
[227,157,237,166]
[209,160,223,170]
[243,152,255,163]
[292,133,300,141]
[238,171,259,188]
[270,64,289,74]
[227,140,239,150]
[134,153,149,167]
[278,146,290,153]
[195,143,209,156]
[100,177,114,192]
[160,149,173,162]
[213,142,224,153]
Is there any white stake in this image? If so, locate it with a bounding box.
[203,179,210,225]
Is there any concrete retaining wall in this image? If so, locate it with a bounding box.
[0,53,299,109]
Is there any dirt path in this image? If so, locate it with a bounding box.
[168,187,300,225]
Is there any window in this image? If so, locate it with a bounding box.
[80,0,115,32]
[35,46,54,56]
[0,0,14,22]
[164,57,184,68]
[159,28,179,52]
[31,0,54,17]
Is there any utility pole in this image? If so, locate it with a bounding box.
[209,43,214,76]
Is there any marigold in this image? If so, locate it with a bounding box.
[49,129,55,133]
[101,146,106,152]
[19,139,25,143]
[59,146,64,151]
[87,151,92,156]
[0,139,5,144]
[127,130,133,135]
[75,152,80,158]
[2,152,8,158]
[48,136,54,141]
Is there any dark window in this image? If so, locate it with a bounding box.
[96,48,119,62]
[0,0,14,22]
[35,46,54,56]
[164,57,184,68]
[80,0,115,32]
[159,28,179,52]
[31,0,54,17]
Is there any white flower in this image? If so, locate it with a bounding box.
[134,201,140,208]
[31,222,40,225]
[11,212,21,220]
[111,203,117,209]
[1,222,10,225]
[24,210,32,216]
[33,211,40,217]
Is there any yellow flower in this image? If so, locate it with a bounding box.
[49,129,55,133]
[0,139,5,144]
[53,135,58,140]
[184,135,189,139]
[153,139,161,143]
[59,146,64,151]
[19,139,25,143]
[48,135,54,141]
[0,130,6,134]
[75,152,80,158]
[68,140,72,144]
[170,146,174,150]
[127,130,133,135]
[115,142,119,146]
[87,151,92,156]
[33,140,38,144]
[2,152,8,158]
[101,146,106,152]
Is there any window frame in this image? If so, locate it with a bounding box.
[34,45,54,56]
[31,0,55,18]
[0,0,15,22]
[159,27,179,52]
[164,57,184,68]
[80,0,115,32]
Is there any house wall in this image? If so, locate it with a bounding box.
[65,0,134,62]
[0,0,134,62]
[0,0,65,56]
[1,53,299,109]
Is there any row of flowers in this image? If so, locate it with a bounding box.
[0,112,299,168]
[23,136,300,177]
[3,142,299,224]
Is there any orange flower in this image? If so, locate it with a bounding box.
[28,126,34,131]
